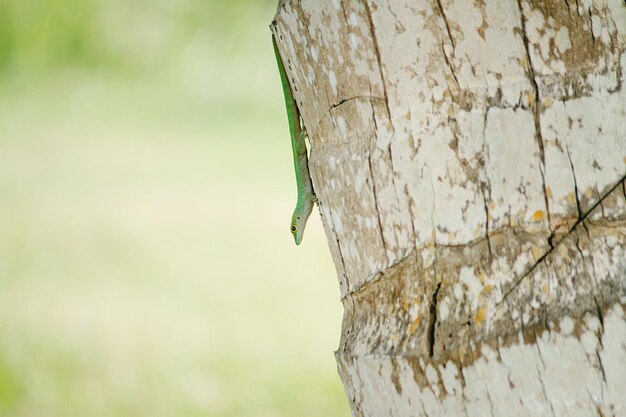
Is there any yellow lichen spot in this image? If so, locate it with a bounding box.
[479,273,487,283]
[623,156,626,164]
[532,210,545,221]
[543,97,554,108]
[567,192,577,204]
[407,316,421,336]
[527,91,535,106]
[546,186,553,198]
[483,284,493,295]
[475,307,487,325]
[532,245,543,260]
[488,201,495,211]
[542,283,550,295]
[585,188,593,198]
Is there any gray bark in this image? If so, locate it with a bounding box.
[272,1,626,415]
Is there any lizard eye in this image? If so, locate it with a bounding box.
[291,225,297,232]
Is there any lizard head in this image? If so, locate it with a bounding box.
[290,196,315,245]
[290,214,306,245]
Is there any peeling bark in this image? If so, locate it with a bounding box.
[271,0,626,415]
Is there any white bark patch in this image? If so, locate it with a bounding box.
[484,107,547,230]
[458,267,483,312]
[448,0,531,105]
[554,26,572,54]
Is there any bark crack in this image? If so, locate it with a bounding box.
[404,183,420,286]
[340,1,350,30]
[330,95,386,111]
[564,0,571,18]
[534,331,558,417]
[596,345,608,385]
[565,143,583,220]
[539,167,554,247]
[593,295,605,346]
[481,108,494,260]
[517,0,556,247]
[387,145,403,254]
[516,0,545,163]
[368,154,390,264]
[516,0,554,244]
[362,0,393,123]
[336,238,349,289]
[498,173,626,305]
[592,295,608,384]
[588,9,596,45]
[573,231,586,261]
[434,0,456,49]
[428,282,442,357]
[440,40,460,89]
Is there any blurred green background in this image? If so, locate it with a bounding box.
[0,1,349,416]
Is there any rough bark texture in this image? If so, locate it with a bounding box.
[271,1,626,415]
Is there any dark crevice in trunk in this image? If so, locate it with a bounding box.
[428,282,442,358]
[434,0,456,49]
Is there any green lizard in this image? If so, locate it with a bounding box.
[272,35,317,245]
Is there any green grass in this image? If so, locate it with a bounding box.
[0,6,350,414]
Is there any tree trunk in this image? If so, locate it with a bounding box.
[271,1,626,415]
